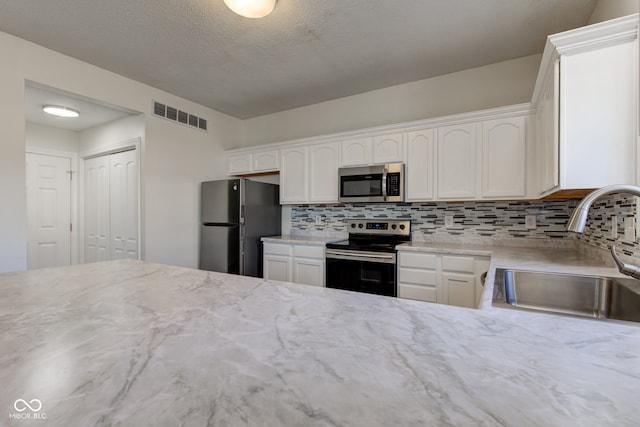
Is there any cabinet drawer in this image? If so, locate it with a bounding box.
[293,245,324,259]
[263,243,292,256]
[399,252,437,269]
[398,283,438,303]
[398,268,437,286]
[442,255,474,273]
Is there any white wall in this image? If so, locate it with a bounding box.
[0,30,242,272]
[80,115,144,154]
[588,0,638,24]
[242,54,542,147]
[26,122,80,153]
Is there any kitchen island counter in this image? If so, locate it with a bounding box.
[1,259,638,426]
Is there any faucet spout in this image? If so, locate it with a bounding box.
[567,184,640,233]
[567,184,640,280]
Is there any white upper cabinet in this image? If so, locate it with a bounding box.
[280,147,308,204]
[405,129,435,201]
[532,15,638,195]
[253,149,279,172]
[341,137,373,166]
[308,142,340,203]
[227,153,252,175]
[373,133,404,164]
[481,116,526,198]
[280,142,339,204]
[437,123,478,199]
[227,149,279,175]
[535,60,560,195]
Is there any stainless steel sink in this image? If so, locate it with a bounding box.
[492,268,640,323]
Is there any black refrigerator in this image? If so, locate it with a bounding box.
[199,179,281,277]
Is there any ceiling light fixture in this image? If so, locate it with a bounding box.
[223,0,276,18]
[42,105,80,118]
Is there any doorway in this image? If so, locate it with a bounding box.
[24,81,143,269]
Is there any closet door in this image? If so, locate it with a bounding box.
[85,155,111,263]
[84,149,138,263]
[110,150,138,259]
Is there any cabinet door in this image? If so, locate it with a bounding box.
[264,254,292,282]
[561,40,637,189]
[280,147,308,204]
[481,117,526,198]
[294,258,325,287]
[253,149,279,172]
[227,153,252,175]
[309,142,339,203]
[373,133,404,164]
[537,61,560,195]
[341,137,372,166]
[437,123,478,199]
[405,129,435,201]
[442,272,475,308]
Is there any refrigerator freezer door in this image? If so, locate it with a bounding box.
[199,224,241,274]
[201,179,240,224]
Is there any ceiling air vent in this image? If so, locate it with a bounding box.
[152,101,208,132]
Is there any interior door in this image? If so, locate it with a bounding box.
[85,149,138,262]
[84,155,111,262]
[110,150,138,259]
[26,152,72,269]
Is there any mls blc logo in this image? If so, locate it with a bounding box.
[9,399,46,420]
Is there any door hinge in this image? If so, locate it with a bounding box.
[67,170,75,180]
[70,223,73,232]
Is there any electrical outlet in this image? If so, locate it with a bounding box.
[525,215,537,230]
[624,217,636,242]
[444,215,454,228]
[315,215,322,225]
[611,216,618,239]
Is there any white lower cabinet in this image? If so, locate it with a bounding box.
[263,242,325,286]
[398,251,490,308]
[398,252,438,302]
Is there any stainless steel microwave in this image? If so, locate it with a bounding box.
[338,163,405,203]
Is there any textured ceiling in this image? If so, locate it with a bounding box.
[1,0,597,119]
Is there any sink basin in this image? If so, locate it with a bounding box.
[492,268,640,323]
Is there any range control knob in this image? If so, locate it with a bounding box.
[351,223,356,228]
[391,224,397,230]
[399,224,406,230]
[358,223,364,228]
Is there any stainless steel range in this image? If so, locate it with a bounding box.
[325,219,410,297]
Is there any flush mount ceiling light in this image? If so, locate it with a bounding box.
[42,105,80,118]
[223,0,276,18]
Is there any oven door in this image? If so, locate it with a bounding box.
[325,249,396,297]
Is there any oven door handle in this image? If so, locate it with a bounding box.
[382,167,388,201]
[325,249,396,264]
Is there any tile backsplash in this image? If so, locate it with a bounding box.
[291,195,640,259]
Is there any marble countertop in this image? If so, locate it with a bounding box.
[1,259,639,426]
[261,234,345,245]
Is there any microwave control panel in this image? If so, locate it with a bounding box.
[387,173,401,196]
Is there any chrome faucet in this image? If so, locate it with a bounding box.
[567,184,640,279]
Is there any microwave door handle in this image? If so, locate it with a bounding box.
[382,167,388,201]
